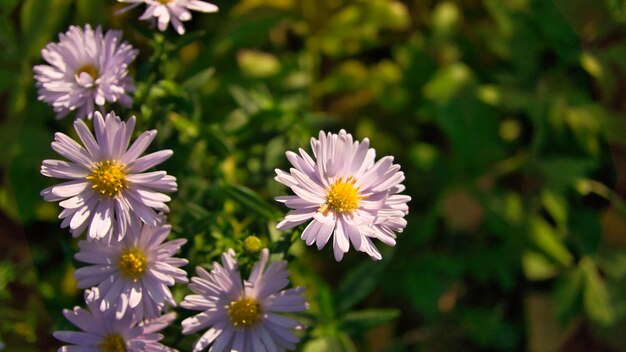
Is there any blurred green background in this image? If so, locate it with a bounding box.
[2,0,626,350]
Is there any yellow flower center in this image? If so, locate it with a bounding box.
[87,160,127,198]
[243,236,263,253]
[76,64,99,80]
[98,334,126,352]
[157,0,173,4]
[227,297,263,328]
[118,248,147,280]
[320,177,361,214]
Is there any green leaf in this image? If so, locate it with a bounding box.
[317,282,336,322]
[564,105,603,155]
[432,2,461,37]
[302,336,344,352]
[6,114,56,223]
[337,332,358,352]
[168,113,199,140]
[459,306,518,349]
[263,136,286,171]
[182,67,215,91]
[237,50,282,78]
[75,0,106,25]
[202,125,232,157]
[580,52,603,78]
[402,254,463,319]
[271,230,300,257]
[522,251,560,281]
[156,80,187,98]
[20,0,71,59]
[540,189,567,230]
[553,265,584,324]
[597,251,626,279]
[335,253,392,313]
[224,183,278,219]
[423,63,473,101]
[340,309,400,335]
[604,112,626,148]
[569,208,602,255]
[528,216,573,267]
[538,157,597,192]
[580,257,614,325]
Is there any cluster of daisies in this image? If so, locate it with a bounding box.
[34,1,410,351]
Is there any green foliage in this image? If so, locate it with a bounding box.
[2,0,626,350]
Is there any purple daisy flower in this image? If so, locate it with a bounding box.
[118,0,218,35]
[33,24,138,120]
[181,249,308,352]
[275,129,411,261]
[74,220,188,320]
[54,290,177,351]
[41,111,177,241]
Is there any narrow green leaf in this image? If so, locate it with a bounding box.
[168,113,199,139]
[75,0,106,25]
[318,283,336,321]
[423,63,473,101]
[538,157,596,192]
[528,216,573,267]
[21,0,71,59]
[340,309,400,335]
[553,265,584,324]
[302,336,343,352]
[237,50,281,78]
[337,332,358,352]
[182,67,215,91]
[580,257,614,325]
[224,183,278,219]
[335,253,391,313]
[522,251,560,281]
[540,190,567,230]
[202,125,231,157]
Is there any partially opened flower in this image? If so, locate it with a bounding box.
[74,220,188,320]
[275,129,411,261]
[181,249,307,352]
[54,290,177,351]
[33,24,138,120]
[118,0,218,35]
[40,111,177,240]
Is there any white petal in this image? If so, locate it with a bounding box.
[187,0,219,13]
[41,159,88,179]
[315,221,335,250]
[126,150,173,173]
[332,218,349,261]
[49,180,90,200]
[121,130,156,164]
[88,200,113,240]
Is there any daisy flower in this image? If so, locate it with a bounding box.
[40,111,177,240]
[118,0,218,35]
[54,290,177,351]
[181,249,307,352]
[74,220,188,320]
[274,129,411,261]
[33,24,138,120]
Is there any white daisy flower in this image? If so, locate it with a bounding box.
[275,129,411,261]
[33,24,138,120]
[74,220,188,320]
[40,111,177,241]
[54,290,177,351]
[181,249,308,352]
[118,0,218,35]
